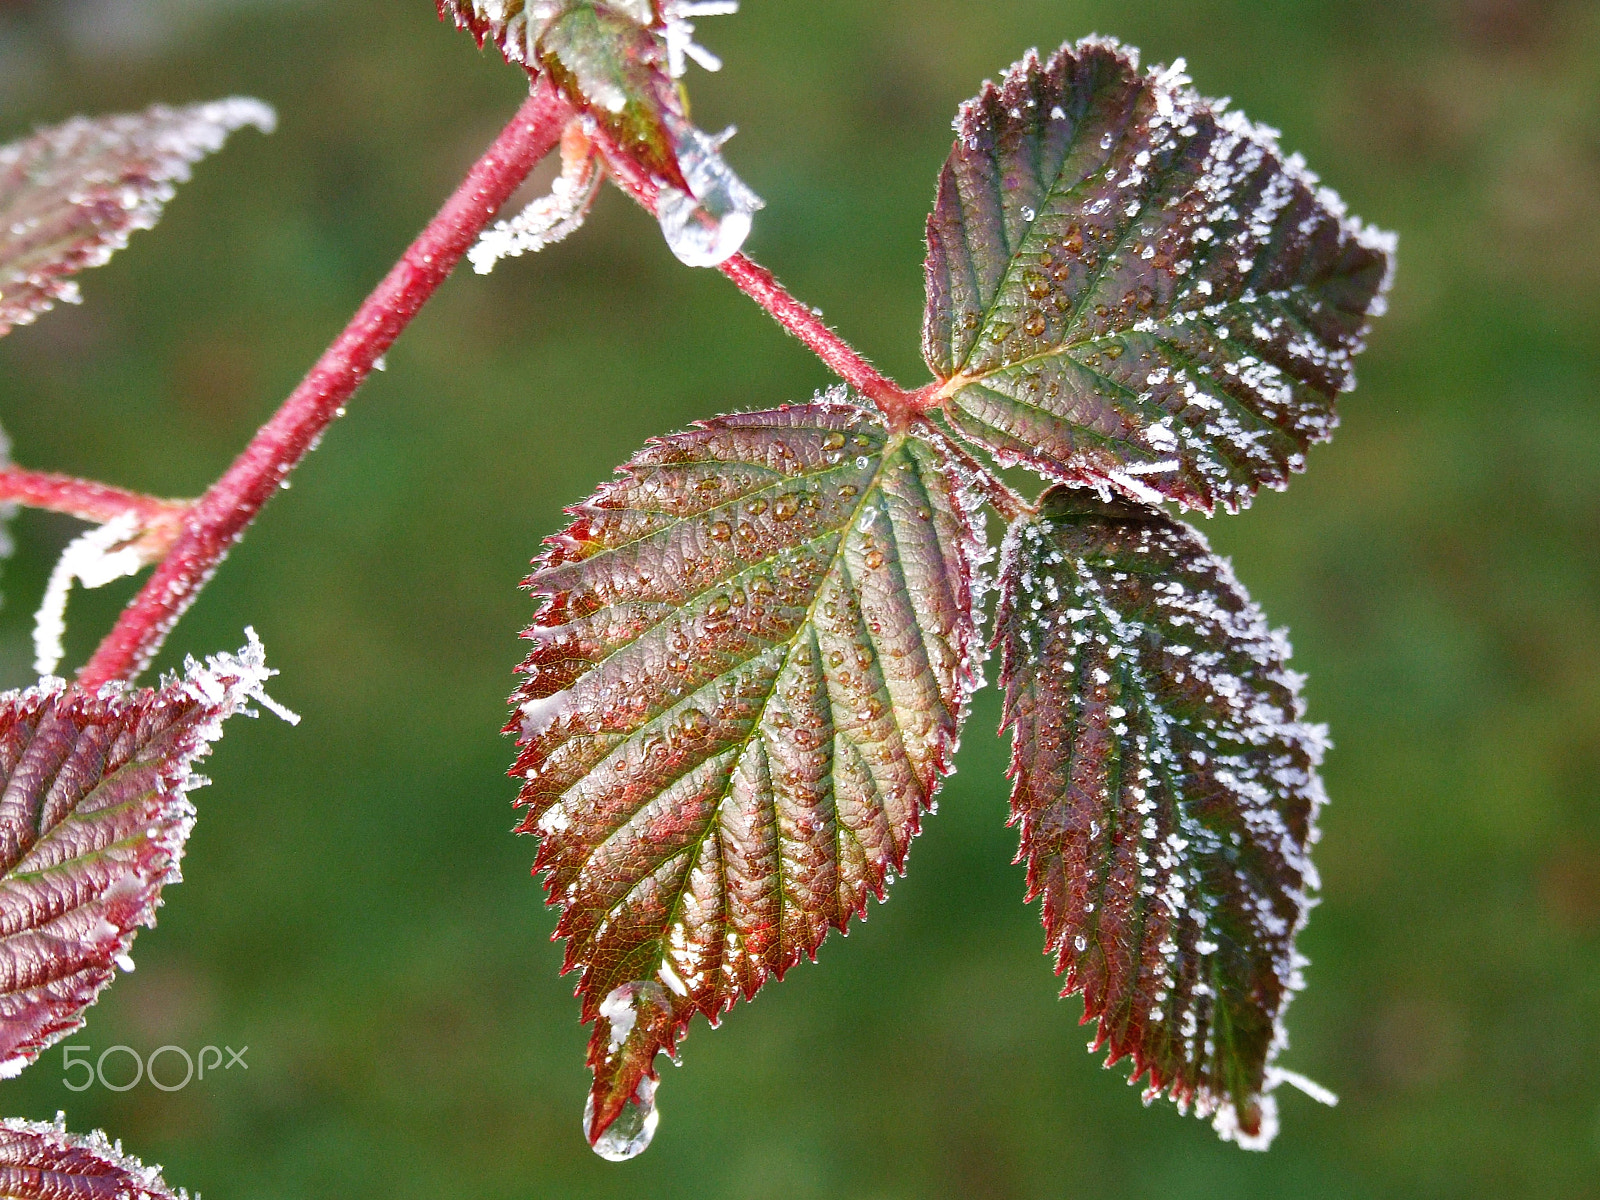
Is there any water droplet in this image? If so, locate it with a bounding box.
[707,594,732,617]
[1023,311,1047,337]
[696,477,721,494]
[1103,344,1124,360]
[746,497,768,516]
[681,709,711,738]
[823,432,847,451]
[773,495,799,521]
[1024,269,1050,300]
[656,125,764,268]
[709,520,732,541]
[839,484,859,497]
[1062,225,1085,254]
[864,549,886,569]
[586,1077,660,1162]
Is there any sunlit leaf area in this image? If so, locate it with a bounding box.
[0,2,1596,1197]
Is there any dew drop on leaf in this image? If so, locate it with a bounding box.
[584,1076,659,1162]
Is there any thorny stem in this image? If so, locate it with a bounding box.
[0,468,188,529]
[589,131,933,426]
[77,81,575,690]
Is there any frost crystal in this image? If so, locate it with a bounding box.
[471,127,604,273]
[33,514,147,677]
[660,1,740,78]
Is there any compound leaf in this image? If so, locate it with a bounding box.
[925,39,1394,513]
[511,397,984,1149]
[0,636,286,1077]
[0,98,274,339]
[996,485,1325,1148]
[0,1116,186,1199]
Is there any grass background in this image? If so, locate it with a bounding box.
[1,1,1597,1196]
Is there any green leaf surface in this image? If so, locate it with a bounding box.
[924,40,1394,512]
[996,485,1325,1148]
[0,99,274,338]
[0,1116,186,1199]
[509,397,984,1148]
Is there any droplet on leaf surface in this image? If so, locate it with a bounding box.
[656,124,764,268]
[585,1076,659,1162]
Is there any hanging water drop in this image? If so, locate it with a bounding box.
[657,123,764,267]
[585,1076,660,1162]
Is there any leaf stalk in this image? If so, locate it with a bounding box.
[0,468,189,531]
[77,81,575,689]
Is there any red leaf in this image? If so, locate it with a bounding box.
[924,39,1394,513]
[996,486,1325,1148]
[510,398,984,1154]
[0,1115,187,1199]
[0,99,274,338]
[0,635,288,1077]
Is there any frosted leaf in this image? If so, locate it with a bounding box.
[996,486,1325,1149]
[0,1115,190,1199]
[0,632,295,1077]
[0,98,274,338]
[510,397,983,1151]
[924,39,1394,513]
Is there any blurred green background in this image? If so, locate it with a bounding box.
[1,1,1597,1196]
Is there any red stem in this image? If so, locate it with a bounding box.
[0,468,185,527]
[590,132,919,423]
[716,254,909,419]
[79,82,574,689]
